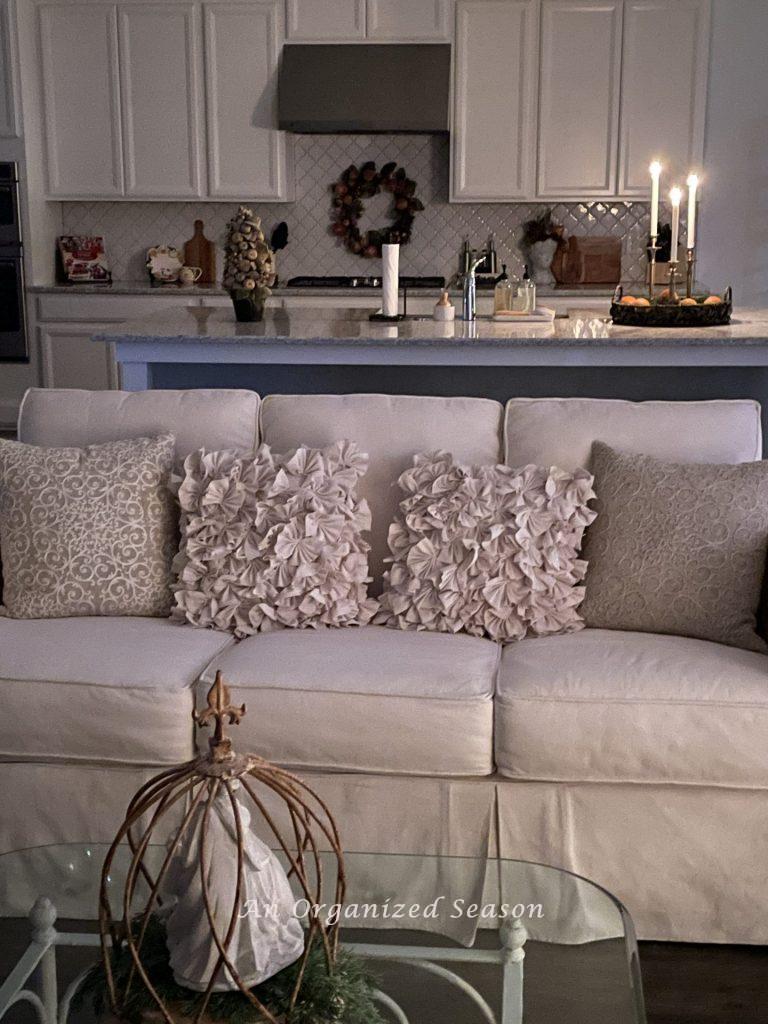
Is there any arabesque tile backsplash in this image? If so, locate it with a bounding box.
[61,134,656,286]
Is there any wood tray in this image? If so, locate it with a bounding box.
[610,286,732,327]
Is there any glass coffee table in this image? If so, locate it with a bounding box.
[0,844,645,1024]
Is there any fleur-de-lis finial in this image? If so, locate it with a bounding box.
[194,670,246,758]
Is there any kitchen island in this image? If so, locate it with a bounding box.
[95,306,768,440]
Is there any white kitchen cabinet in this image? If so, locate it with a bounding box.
[39,324,118,390]
[0,0,20,138]
[118,3,204,198]
[452,0,537,201]
[537,0,622,198]
[204,2,291,200]
[366,0,451,40]
[618,0,710,194]
[39,3,124,197]
[285,0,365,40]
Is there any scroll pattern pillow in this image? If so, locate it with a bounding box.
[0,434,176,618]
[172,441,377,636]
[375,450,597,642]
[581,442,768,653]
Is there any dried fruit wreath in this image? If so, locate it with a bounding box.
[330,160,425,258]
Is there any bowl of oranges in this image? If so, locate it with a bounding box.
[610,285,732,327]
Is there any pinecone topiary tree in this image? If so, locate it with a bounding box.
[222,206,276,301]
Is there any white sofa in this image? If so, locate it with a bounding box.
[1,387,766,945]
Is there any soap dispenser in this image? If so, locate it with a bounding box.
[493,264,513,313]
[522,264,536,313]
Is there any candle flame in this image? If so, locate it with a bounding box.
[649,161,662,178]
[686,173,699,189]
[669,186,683,206]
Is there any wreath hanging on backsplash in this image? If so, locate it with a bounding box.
[330,161,424,258]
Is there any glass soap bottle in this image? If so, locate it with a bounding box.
[522,264,536,313]
[494,264,513,313]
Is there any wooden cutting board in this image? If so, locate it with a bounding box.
[183,219,216,284]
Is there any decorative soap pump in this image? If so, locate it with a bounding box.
[494,265,513,313]
[433,290,455,321]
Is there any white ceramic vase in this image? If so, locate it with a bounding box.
[528,239,558,287]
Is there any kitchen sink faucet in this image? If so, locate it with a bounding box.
[462,252,487,321]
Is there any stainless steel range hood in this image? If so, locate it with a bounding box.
[278,44,451,133]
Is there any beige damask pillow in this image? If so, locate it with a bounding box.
[375,451,597,642]
[0,434,176,618]
[171,440,377,636]
[581,442,768,653]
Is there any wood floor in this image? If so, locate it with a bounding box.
[1,921,766,1023]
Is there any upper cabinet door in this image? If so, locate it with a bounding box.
[452,1,537,201]
[0,0,20,138]
[286,0,365,40]
[39,4,124,197]
[118,3,204,198]
[618,0,710,194]
[204,2,291,200]
[537,1,622,198]
[366,0,451,40]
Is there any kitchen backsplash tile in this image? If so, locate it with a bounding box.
[61,134,657,285]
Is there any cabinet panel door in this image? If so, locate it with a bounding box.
[39,324,118,391]
[118,3,203,197]
[537,1,622,197]
[366,0,450,40]
[39,4,124,197]
[0,0,20,138]
[286,0,365,40]
[619,0,710,194]
[452,0,537,201]
[205,2,290,200]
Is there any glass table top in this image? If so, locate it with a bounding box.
[0,844,645,1024]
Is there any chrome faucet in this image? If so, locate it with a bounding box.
[462,252,486,321]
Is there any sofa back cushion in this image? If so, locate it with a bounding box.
[260,394,504,584]
[504,398,762,469]
[18,388,260,461]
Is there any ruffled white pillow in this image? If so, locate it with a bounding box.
[172,440,377,636]
[375,450,597,642]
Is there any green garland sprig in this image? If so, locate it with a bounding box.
[75,914,383,1024]
[330,161,424,258]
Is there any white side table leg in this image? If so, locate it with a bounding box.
[30,898,58,1024]
[499,917,527,1024]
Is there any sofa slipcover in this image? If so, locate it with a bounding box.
[0,617,233,765]
[18,388,260,460]
[259,394,504,584]
[196,625,498,776]
[504,397,762,469]
[496,628,768,787]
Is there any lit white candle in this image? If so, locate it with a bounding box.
[649,161,662,237]
[669,186,682,260]
[686,173,699,249]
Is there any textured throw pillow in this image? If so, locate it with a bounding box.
[581,442,768,653]
[375,450,597,642]
[172,440,377,636]
[0,434,176,618]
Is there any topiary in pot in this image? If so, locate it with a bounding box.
[222,206,276,322]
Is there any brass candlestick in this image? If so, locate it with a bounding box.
[667,259,680,303]
[685,247,696,299]
[647,234,659,300]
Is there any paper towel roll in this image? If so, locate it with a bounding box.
[382,243,399,317]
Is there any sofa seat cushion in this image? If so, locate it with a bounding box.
[0,617,233,765]
[496,629,768,787]
[196,625,498,776]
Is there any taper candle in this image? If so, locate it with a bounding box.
[649,161,662,236]
[669,186,682,259]
[686,173,699,249]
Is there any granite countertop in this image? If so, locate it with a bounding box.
[95,305,768,348]
[30,281,616,299]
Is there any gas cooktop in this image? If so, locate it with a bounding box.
[286,275,446,289]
